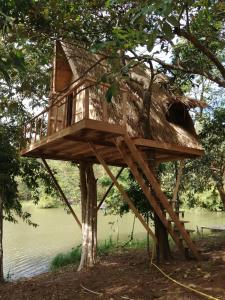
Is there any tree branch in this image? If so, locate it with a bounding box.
[150,57,225,88]
[174,27,225,80]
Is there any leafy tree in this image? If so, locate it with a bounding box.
[183,106,225,210]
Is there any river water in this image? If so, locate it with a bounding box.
[3,204,225,280]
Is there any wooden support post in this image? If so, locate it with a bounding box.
[97,167,124,211]
[89,143,157,243]
[54,106,59,133]
[40,118,43,140]
[41,158,82,229]
[29,122,32,141]
[34,118,38,142]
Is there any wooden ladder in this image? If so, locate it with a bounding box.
[115,136,201,260]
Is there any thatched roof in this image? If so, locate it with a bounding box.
[54,41,205,150]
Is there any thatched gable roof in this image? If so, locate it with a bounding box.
[54,41,205,151]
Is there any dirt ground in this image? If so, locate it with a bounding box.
[0,236,225,300]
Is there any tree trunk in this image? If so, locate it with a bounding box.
[149,154,171,262]
[0,189,4,282]
[154,213,171,262]
[78,162,97,271]
[217,185,225,211]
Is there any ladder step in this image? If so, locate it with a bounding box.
[168,219,189,224]
[175,210,185,215]
[174,228,195,234]
[180,236,196,242]
[166,210,185,217]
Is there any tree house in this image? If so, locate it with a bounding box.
[21,41,206,260]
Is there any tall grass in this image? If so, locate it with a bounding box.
[50,245,82,271]
[50,237,148,271]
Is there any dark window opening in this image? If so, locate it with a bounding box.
[166,103,196,136]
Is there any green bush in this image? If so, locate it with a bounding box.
[37,193,59,208]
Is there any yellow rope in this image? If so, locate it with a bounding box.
[150,242,220,300]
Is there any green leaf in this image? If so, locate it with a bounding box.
[105,86,113,102]
[146,31,157,52]
[105,0,116,8]
[105,82,119,102]
[101,74,108,84]
[161,22,174,39]
[167,15,179,27]
[0,64,10,83]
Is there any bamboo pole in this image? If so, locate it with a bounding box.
[97,167,124,211]
[41,158,82,229]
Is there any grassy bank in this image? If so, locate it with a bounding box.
[50,229,224,271]
[50,238,148,271]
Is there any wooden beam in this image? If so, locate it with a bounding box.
[89,143,157,243]
[97,167,124,211]
[41,158,82,229]
[134,138,204,157]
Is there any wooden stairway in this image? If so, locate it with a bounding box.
[115,135,200,260]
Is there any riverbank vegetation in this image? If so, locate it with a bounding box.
[50,238,149,271]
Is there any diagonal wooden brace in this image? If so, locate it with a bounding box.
[89,143,157,243]
[97,167,124,211]
[42,158,82,229]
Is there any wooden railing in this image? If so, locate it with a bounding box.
[23,79,129,147]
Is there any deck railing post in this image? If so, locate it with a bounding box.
[34,118,38,142]
[83,84,89,119]
[29,122,32,142]
[54,105,59,133]
[72,90,76,124]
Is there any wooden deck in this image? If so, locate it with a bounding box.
[21,118,204,166]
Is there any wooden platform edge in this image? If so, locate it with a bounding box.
[134,138,204,157]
